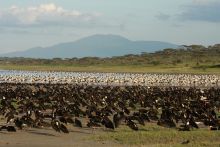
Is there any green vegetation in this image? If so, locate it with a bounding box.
[0,44,220,74]
[0,64,220,74]
[90,124,220,147]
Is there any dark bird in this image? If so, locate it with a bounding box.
[178,125,190,131]
[59,116,67,124]
[14,118,23,129]
[113,112,124,128]
[209,126,218,131]
[75,118,82,128]
[0,126,16,132]
[7,126,16,132]
[87,120,101,128]
[5,112,15,123]
[189,117,199,129]
[138,109,148,114]
[140,113,150,122]
[66,117,74,124]
[0,126,8,131]
[102,116,114,130]
[157,119,176,128]
[123,107,130,115]
[130,113,145,126]
[181,140,190,144]
[127,119,138,131]
[51,120,60,132]
[60,124,69,133]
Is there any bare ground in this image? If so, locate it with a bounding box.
[0,126,122,147]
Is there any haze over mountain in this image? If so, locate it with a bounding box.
[1,34,178,58]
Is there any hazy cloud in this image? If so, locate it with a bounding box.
[0,3,101,27]
[178,0,220,22]
[0,27,30,34]
[155,13,170,21]
[192,0,217,4]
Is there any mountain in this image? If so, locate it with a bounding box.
[1,34,179,58]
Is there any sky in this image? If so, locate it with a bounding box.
[0,0,220,53]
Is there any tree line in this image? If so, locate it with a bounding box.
[0,44,220,67]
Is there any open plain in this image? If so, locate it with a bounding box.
[1,0,220,146]
[0,71,220,147]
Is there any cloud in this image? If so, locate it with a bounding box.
[0,27,30,34]
[155,13,170,21]
[178,0,220,22]
[0,3,101,27]
[192,0,217,4]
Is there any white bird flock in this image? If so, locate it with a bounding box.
[0,70,219,88]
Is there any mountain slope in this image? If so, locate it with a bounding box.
[1,34,178,58]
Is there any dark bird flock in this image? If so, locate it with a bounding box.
[0,71,220,133]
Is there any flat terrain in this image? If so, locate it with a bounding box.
[0,83,220,147]
[0,122,219,147]
[0,64,220,74]
[0,126,113,147]
[0,61,219,147]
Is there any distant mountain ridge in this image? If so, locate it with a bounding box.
[1,34,179,58]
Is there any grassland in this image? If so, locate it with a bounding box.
[0,64,219,74]
[90,124,220,147]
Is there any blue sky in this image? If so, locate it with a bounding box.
[0,0,220,53]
